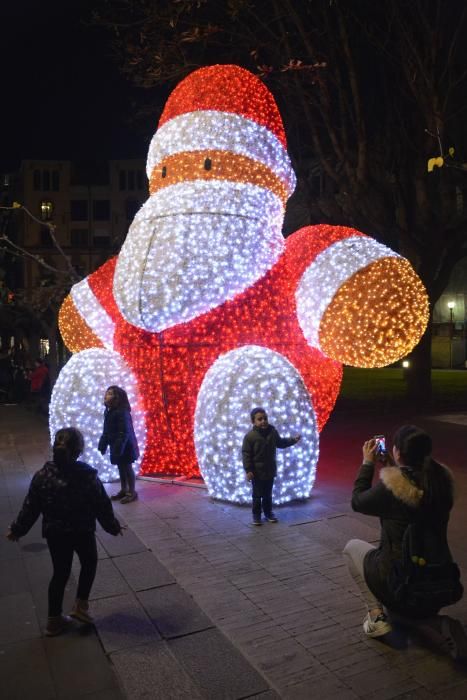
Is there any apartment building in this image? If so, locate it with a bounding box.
[7,158,147,294]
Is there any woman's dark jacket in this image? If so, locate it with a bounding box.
[242,424,296,480]
[98,407,139,465]
[351,462,454,616]
[9,460,121,538]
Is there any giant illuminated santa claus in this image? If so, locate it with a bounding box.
[52,65,428,504]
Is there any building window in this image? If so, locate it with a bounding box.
[39,339,50,357]
[93,200,110,221]
[128,171,135,191]
[40,226,53,247]
[93,229,110,248]
[137,170,144,190]
[119,170,127,190]
[42,170,50,191]
[40,200,54,221]
[52,171,60,191]
[126,198,140,221]
[33,170,41,190]
[71,229,89,247]
[70,200,88,221]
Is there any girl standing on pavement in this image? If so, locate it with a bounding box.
[6,427,123,636]
[98,385,140,503]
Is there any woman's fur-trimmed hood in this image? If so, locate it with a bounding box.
[380,467,423,507]
[380,464,454,508]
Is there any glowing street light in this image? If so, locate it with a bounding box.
[447,300,456,323]
[447,301,456,368]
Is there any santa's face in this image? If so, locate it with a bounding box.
[113,178,286,332]
[113,81,296,333]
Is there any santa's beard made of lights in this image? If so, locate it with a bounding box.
[52,65,429,505]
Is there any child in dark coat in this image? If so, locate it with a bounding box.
[242,407,301,525]
[98,385,140,503]
[6,427,122,636]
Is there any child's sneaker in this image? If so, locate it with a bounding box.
[251,518,262,526]
[120,492,138,504]
[70,599,94,625]
[265,513,278,522]
[363,611,392,638]
[45,614,72,637]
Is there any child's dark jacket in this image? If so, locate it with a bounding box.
[242,424,296,480]
[9,460,121,538]
[98,407,139,465]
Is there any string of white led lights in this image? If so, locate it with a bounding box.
[194,345,319,504]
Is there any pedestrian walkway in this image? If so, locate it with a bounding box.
[1,404,467,698]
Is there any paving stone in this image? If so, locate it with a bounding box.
[360,677,425,700]
[0,556,29,596]
[249,636,325,683]
[382,689,433,700]
[345,665,414,696]
[96,523,147,557]
[280,671,358,700]
[138,583,213,638]
[324,644,383,672]
[0,535,22,562]
[92,592,161,653]
[0,591,40,644]
[44,628,121,699]
[113,550,175,590]
[85,557,130,600]
[222,610,272,631]
[110,640,203,699]
[169,627,270,699]
[410,655,467,692]
[232,622,290,647]
[326,513,380,541]
[0,494,14,514]
[0,638,55,700]
[76,687,125,700]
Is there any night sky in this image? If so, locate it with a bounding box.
[0,0,149,171]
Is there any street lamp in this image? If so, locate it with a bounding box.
[447,301,455,368]
[447,300,455,324]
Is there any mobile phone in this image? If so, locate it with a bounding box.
[374,435,386,455]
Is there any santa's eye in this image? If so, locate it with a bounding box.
[161,166,167,178]
[204,158,212,171]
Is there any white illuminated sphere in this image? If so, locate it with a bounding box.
[194,345,319,505]
[49,349,146,481]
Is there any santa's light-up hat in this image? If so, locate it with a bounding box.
[146,65,296,204]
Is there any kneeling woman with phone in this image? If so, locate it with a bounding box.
[343,425,466,660]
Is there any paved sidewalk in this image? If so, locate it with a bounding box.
[1,403,467,699]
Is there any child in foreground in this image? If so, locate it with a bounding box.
[242,407,301,525]
[6,427,122,636]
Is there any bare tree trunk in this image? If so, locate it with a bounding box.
[405,318,433,409]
